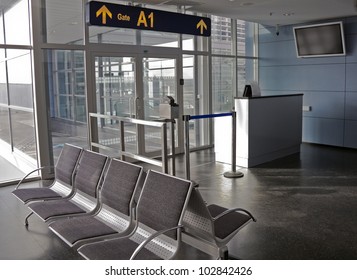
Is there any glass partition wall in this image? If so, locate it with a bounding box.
[0,0,258,185]
[45,49,88,160]
[0,0,38,185]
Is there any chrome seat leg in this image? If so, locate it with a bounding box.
[219,246,229,260]
[24,212,33,227]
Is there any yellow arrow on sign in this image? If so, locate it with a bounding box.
[196,19,207,35]
[96,5,112,25]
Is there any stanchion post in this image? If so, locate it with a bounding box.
[120,120,125,161]
[171,120,176,176]
[183,115,191,180]
[224,111,244,178]
[232,111,237,173]
[161,122,169,174]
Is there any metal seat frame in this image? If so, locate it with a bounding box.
[48,158,144,248]
[78,170,193,260]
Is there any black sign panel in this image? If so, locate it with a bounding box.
[87,1,211,37]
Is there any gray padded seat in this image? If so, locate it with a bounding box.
[207,204,252,240]
[29,200,86,220]
[12,144,82,203]
[182,188,256,259]
[13,188,63,203]
[78,170,193,260]
[27,150,108,223]
[50,216,117,245]
[49,159,143,247]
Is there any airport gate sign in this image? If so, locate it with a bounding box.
[87,1,211,37]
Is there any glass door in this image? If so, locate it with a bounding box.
[141,57,177,155]
[95,56,136,119]
[93,54,180,158]
[142,57,177,120]
[94,55,137,156]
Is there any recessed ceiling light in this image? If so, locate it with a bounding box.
[283,12,294,16]
[240,2,254,6]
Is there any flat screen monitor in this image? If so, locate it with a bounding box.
[293,21,346,58]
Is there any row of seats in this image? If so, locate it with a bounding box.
[12,143,256,260]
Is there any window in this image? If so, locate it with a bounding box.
[45,50,88,150]
[212,17,258,112]
[0,0,38,167]
[45,0,83,44]
[11,109,37,158]
[183,54,210,148]
[89,27,136,45]
[4,0,31,45]
[212,56,235,113]
[0,107,10,145]
[0,49,7,104]
[7,49,33,108]
[211,16,233,55]
[49,50,86,122]
[0,12,4,44]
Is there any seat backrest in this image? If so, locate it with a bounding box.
[133,171,147,206]
[73,150,108,198]
[100,159,143,216]
[136,170,192,240]
[55,144,83,186]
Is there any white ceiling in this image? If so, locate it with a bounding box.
[0,0,20,10]
[134,0,357,26]
[1,0,356,27]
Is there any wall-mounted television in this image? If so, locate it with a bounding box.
[293,21,346,58]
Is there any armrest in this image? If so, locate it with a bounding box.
[130,225,183,260]
[14,166,53,190]
[212,207,257,223]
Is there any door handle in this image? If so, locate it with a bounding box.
[134,97,140,119]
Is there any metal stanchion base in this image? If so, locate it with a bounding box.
[223,171,244,178]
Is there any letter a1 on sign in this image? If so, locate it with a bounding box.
[87,1,211,37]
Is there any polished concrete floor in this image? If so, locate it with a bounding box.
[1,143,357,260]
[0,155,26,183]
